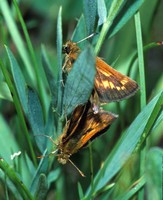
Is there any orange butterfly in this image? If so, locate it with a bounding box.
[62,40,139,109]
[38,102,117,176]
[57,102,117,175]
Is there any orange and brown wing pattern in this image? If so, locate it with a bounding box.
[60,106,118,156]
[95,57,139,103]
[74,109,118,150]
[60,104,87,143]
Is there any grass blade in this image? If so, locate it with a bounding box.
[134,12,146,199]
[0,158,34,200]
[56,7,63,116]
[108,0,145,38]
[0,59,36,166]
[0,0,34,80]
[85,91,162,199]
[12,0,45,114]
[135,12,146,109]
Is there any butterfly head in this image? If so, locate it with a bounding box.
[62,40,80,55]
[57,153,70,165]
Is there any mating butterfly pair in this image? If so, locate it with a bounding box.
[40,39,139,176]
[56,40,138,170]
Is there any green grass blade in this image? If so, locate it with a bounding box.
[95,0,125,54]
[95,0,144,54]
[0,59,37,166]
[135,12,146,109]
[0,0,34,80]
[108,0,145,38]
[56,7,63,116]
[78,182,84,199]
[115,176,146,200]
[0,158,35,200]
[85,91,162,199]
[134,12,146,199]
[12,0,45,115]
[0,124,33,196]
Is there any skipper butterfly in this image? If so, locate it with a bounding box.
[39,102,117,176]
[62,40,139,107]
[57,102,117,164]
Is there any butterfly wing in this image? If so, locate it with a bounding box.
[73,109,118,151]
[95,57,139,103]
[61,104,87,143]
[59,102,117,156]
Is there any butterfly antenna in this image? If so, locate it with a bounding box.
[37,149,58,159]
[34,134,57,146]
[35,134,58,158]
[76,33,97,44]
[68,158,85,177]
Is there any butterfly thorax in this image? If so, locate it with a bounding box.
[57,142,70,164]
[57,135,80,164]
[62,40,80,72]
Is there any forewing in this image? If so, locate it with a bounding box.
[74,109,118,150]
[61,104,87,143]
[95,57,139,103]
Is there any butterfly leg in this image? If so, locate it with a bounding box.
[90,90,101,114]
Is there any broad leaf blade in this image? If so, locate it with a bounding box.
[97,0,107,26]
[63,47,95,116]
[0,81,12,101]
[27,87,46,153]
[41,46,57,108]
[35,174,48,200]
[83,0,97,35]
[30,152,48,196]
[6,46,28,115]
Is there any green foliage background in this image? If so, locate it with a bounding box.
[0,0,162,199]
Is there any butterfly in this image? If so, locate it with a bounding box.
[57,102,117,163]
[39,102,117,176]
[37,101,118,177]
[62,40,139,109]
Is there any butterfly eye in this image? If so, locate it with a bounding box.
[62,45,70,54]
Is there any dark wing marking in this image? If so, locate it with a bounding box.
[95,57,139,103]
